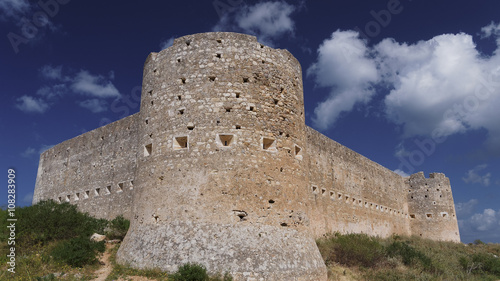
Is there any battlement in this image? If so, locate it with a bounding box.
[33,32,459,281]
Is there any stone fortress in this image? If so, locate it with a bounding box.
[33,32,460,281]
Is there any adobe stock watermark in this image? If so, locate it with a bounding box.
[6,169,17,274]
[7,0,71,54]
[397,70,500,175]
[212,0,244,19]
[99,86,142,127]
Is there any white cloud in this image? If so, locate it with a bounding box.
[455,199,479,217]
[310,27,500,150]
[78,99,108,113]
[71,70,121,98]
[20,147,36,158]
[17,66,120,114]
[36,84,67,99]
[160,37,175,50]
[213,1,298,45]
[40,65,65,80]
[481,21,500,46]
[16,95,49,113]
[307,30,379,130]
[0,0,30,19]
[459,207,500,243]
[462,164,491,186]
[393,169,409,177]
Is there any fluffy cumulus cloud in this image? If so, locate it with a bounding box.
[459,208,500,242]
[309,23,500,150]
[16,65,121,114]
[462,164,491,186]
[481,21,500,45]
[307,30,379,130]
[16,95,49,113]
[213,1,298,45]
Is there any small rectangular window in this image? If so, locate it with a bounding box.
[117,183,124,192]
[294,145,303,160]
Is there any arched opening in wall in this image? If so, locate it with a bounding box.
[144,144,152,156]
[84,191,89,199]
[294,145,303,160]
[174,136,188,150]
[262,138,276,152]
[217,134,234,147]
[95,188,100,196]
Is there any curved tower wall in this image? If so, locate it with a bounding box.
[117,32,327,281]
[407,172,460,242]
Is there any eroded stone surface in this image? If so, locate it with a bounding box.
[33,32,459,281]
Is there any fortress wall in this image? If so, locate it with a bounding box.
[305,127,411,238]
[406,172,460,242]
[117,32,327,280]
[33,113,140,220]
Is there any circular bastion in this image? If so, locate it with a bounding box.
[116,32,328,281]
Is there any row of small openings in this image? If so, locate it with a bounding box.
[311,185,407,218]
[178,76,251,84]
[57,181,134,203]
[410,194,443,199]
[408,187,443,193]
[144,137,303,159]
[409,212,450,219]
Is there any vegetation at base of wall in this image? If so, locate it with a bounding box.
[317,233,500,280]
[0,200,131,280]
[50,237,106,267]
[105,215,130,240]
[0,200,108,250]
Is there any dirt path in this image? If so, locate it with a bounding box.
[92,243,115,281]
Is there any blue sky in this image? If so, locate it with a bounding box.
[1,0,499,243]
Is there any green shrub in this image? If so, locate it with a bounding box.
[386,241,432,270]
[51,236,105,267]
[170,263,210,281]
[4,200,107,248]
[317,233,385,268]
[106,215,130,240]
[461,253,500,276]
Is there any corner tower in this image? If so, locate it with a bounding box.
[406,172,460,242]
[117,32,327,280]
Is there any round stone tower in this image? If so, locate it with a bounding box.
[117,32,327,280]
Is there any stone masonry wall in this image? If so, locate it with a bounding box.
[33,114,140,220]
[32,31,460,280]
[116,32,327,280]
[407,172,460,242]
[305,127,411,238]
